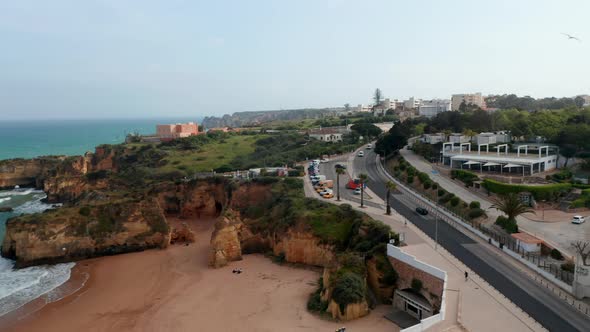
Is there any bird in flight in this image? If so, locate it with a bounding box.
[561,33,581,42]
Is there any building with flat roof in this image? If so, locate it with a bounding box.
[441,143,558,175]
[451,93,486,111]
[308,128,343,142]
[156,122,199,140]
[419,99,451,118]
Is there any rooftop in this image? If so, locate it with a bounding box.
[443,150,555,164]
[511,232,543,244]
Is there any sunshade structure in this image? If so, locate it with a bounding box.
[463,160,481,165]
[503,163,521,168]
[483,162,500,167]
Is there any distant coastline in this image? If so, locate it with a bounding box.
[0,117,203,160]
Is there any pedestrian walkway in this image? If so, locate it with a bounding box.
[303,174,545,332]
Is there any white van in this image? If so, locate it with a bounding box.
[358,151,364,157]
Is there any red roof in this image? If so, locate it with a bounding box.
[511,232,543,244]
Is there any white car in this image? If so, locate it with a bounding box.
[319,188,333,196]
[358,151,364,157]
[353,188,362,195]
[572,216,585,224]
[320,158,329,163]
[366,144,372,149]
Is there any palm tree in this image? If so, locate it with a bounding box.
[491,193,534,221]
[335,167,345,201]
[385,181,397,215]
[359,173,368,207]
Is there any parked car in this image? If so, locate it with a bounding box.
[415,207,428,216]
[353,187,362,195]
[323,192,334,199]
[572,215,586,224]
[319,189,333,196]
[358,151,364,157]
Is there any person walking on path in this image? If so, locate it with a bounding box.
[465,271,469,281]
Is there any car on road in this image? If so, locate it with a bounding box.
[358,151,364,157]
[353,187,362,195]
[366,144,372,149]
[335,163,347,170]
[572,215,585,224]
[320,158,329,163]
[415,207,428,216]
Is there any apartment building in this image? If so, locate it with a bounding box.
[418,99,451,118]
[451,93,486,111]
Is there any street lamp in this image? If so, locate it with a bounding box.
[435,188,439,250]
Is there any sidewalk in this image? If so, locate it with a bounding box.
[303,175,545,332]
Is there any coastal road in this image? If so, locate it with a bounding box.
[347,149,590,332]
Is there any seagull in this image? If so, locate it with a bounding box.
[561,33,581,42]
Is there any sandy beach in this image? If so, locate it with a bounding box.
[2,217,395,332]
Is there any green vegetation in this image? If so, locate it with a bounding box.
[332,272,366,313]
[451,170,479,187]
[387,157,486,222]
[495,216,518,233]
[411,278,423,293]
[550,249,564,260]
[483,179,571,201]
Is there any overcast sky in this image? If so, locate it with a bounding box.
[1,0,589,120]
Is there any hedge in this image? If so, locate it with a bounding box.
[482,179,571,200]
[451,169,479,186]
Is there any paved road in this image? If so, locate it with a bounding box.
[351,149,590,332]
[400,147,590,257]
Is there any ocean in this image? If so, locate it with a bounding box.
[0,117,202,316]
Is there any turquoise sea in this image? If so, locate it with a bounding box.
[0,118,202,160]
[0,117,201,316]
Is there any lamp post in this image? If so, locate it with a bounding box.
[435,188,439,250]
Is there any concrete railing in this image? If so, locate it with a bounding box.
[388,244,448,332]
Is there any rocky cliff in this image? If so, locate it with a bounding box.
[2,198,169,268]
[0,147,118,202]
[0,157,63,189]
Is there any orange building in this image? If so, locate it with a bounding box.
[156,122,199,140]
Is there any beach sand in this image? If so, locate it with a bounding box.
[2,217,396,332]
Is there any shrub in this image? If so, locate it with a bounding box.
[406,175,414,184]
[332,272,366,312]
[423,181,431,190]
[550,249,564,261]
[482,179,571,201]
[468,208,485,220]
[495,216,518,233]
[469,201,481,209]
[450,196,460,207]
[78,206,91,216]
[431,183,438,190]
[451,170,479,187]
[561,262,575,273]
[417,172,429,183]
[437,189,446,197]
[411,278,423,293]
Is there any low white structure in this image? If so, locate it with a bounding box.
[441,143,558,175]
[422,133,445,145]
[511,233,542,254]
[418,99,451,118]
[448,133,470,144]
[474,132,497,145]
[308,128,343,142]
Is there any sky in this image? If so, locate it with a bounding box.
[0,0,589,120]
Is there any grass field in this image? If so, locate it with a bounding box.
[160,134,266,172]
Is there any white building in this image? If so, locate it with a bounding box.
[448,133,470,144]
[404,97,422,110]
[577,95,590,107]
[356,104,373,112]
[308,128,343,142]
[421,133,445,145]
[451,93,486,111]
[474,132,497,145]
[511,233,542,254]
[418,99,451,118]
[441,143,558,175]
